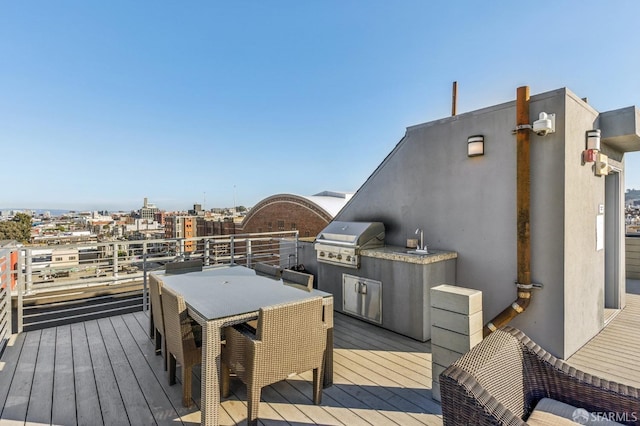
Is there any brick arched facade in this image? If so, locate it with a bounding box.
[239,194,333,238]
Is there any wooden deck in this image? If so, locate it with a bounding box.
[566,281,640,388]
[2,282,639,425]
[0,310,442,425]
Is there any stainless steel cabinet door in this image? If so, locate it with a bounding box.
[342,274,382,324]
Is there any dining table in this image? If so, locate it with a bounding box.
[150,264,334,426]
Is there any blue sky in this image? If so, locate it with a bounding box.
[1,1,639,212]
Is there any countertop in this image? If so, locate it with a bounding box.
[360,245,458,265]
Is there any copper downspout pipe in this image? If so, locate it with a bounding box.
[483,86,533,337]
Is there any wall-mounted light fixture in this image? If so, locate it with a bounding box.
[467,135,484,157]
[586,129,601,150]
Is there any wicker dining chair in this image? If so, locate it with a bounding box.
[165,259,203,274]
[281,268,314,291]
[253,262,282,279]
[161,285,202,407]
[440,326,640,426]
[221,297,328,426]
[148,275,167,370]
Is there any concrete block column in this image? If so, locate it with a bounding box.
[430,284,482,402]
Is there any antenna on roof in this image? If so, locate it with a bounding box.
[451,81,458,116]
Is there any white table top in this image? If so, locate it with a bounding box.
[152,265,329,320]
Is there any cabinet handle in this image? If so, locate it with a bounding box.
[361,283,367,294]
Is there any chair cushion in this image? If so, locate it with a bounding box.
[527,398,624,425]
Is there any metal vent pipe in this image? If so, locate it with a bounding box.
[483,86,533,336]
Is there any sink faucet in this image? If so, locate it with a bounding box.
[415,228,424,251]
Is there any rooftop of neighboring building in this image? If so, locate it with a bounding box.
[300,191,354,218]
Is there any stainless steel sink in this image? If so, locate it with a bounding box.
[403,249,431,256]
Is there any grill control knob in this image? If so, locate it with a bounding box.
[337,254,342,260]
[328,253,334,259]
[319,252,325,257]
[346,255,351,262]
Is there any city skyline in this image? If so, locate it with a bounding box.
[2,2,639,212]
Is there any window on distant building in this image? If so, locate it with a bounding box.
[69,256,76,260]
[55,257,63,261]
[291,222,297,230]
[277,220,285,231]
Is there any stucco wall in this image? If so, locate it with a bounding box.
[559,93,604,356]
[335,88,609,358]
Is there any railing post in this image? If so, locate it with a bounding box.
[17,250,24,333]
[246,239,252,267]
[230,236,235,265]
[24,248,33,295]
[295,231,299,267]
[142,252,148,312]
[113,242,119,280]
[204,239,210,266]
[0,249,11,340]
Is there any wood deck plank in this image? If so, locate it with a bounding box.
[269,380,345,425]
[1,330,41,424]
[333,349,438,414]
[232,378,314,425]
[110,314,183,426]
[3,308,452,426]
[281,376,372,426]
[84,319,128,425]
[25,327,55,425]
[333,327,431,375]
[51,324,77,426]
[334,314,430,361]
[128,310,200,417]
[71,322,103,426]
[334,334,432,385]
[96,316,157,425]
[567,293,640,389]
[0,333,26,418]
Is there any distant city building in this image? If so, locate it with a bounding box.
[164,215,196,252]
[139,197,159,221]
[155,211,165,225]
[188,203,204,216]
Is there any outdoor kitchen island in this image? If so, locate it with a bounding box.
[318,245,457,342]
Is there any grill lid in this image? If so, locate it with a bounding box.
[316,221,385,248]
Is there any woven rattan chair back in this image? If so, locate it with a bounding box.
[450,328,526,418]
[161,285,201,407]
[149,276,166,366]
[440,326,640,425]
[165,259,203,274]
[281,269,314,291]
[253,262,282,279]
[222,297,327,425]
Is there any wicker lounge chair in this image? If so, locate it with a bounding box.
[282,268,314,291]
[221,297,328,425]
[161,285,202,407]
[253,262,282,279]
[148,275,167,370]
[440,326,639,425]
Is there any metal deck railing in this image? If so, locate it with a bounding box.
[6,231,300,333]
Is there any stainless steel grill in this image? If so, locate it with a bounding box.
[314,221,385,268]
